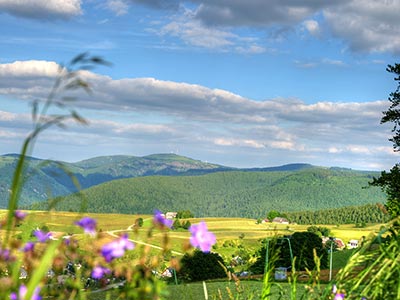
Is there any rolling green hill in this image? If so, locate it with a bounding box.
[0,153,229,207]
[35,168,386,218]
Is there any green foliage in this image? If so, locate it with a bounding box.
[281,232,327,271]
[335,221,400,299]
[172,219,191,230]
[285,203,389,225]
[176,210,194,218]
[370,164,400,218]
[35,168,386,218]
[177,250,227,282]
[370,63,400,218]
[307,226,330,237]
[136,217,144,227]
[267,210,281,220]
[250,232,327,275]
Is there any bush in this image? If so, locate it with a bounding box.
[177,250,226,282]
[250,232,328,274]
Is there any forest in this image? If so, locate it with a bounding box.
[31,168,386,220]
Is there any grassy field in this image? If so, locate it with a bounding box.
[0,210,381,299]
[1,210,383,256]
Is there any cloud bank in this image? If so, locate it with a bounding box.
[0,60,395,170]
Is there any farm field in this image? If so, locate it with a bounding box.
[0,209,383,258]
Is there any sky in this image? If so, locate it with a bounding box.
[1,0,400,171]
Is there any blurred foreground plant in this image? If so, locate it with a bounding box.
[1,53,216,300]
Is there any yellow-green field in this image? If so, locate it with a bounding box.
[0,210,384,260]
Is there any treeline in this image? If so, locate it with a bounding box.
[284,203,389,225]
[31,169,387,219]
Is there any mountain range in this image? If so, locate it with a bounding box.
[0,153,386,218]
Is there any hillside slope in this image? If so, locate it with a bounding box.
[0,153,229,207]
[38,168,386,218]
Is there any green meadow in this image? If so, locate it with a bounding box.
[2,209,381,259]
[0,209,388,299]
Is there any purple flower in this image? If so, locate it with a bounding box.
[10,285,41,300]
[34,230,52,243]
[14,210,27,221]
[101,234,135,262]
[189,221,216,253]
[153,210,173,228]
[0,247,14,262]
[75,217,97,235]
[91,266,111,279]
[333,293,345,300]
[22,242,35,252]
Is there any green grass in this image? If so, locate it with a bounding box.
[85,280,317,300]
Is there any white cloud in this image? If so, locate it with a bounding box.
[105,0,129,16]
[0,60,59,78]
[160,19,235,49]
[213,138,264,149]
[323,0,400,53]
[0,110,18,121]
[303,19,320,36]
[0,0,82,20]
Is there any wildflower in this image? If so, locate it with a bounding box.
[189,221,216,253]
[333,293,345,300]
[91,266,111,279]
[101,234,135,262]
[332,284,337,294]
[33,230,52,243]
[153,210,173,228]
[75,217,97,235]
[10,284,41,300]
[22,242,35,252]
[0,247,14,262]
[14,210,27,221]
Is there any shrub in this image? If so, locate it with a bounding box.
[177,250,226,282]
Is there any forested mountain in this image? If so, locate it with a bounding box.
[33,168,386,218]
[0,153,229,207]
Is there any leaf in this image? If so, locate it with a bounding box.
[70,52,88,65]
[31,100,38,123]
[71,110,88,125]
[61,96,77,102]
[91,56,112,67]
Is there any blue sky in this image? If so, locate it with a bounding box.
[1,0,400,170]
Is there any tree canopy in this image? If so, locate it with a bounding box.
[370,63,400,218]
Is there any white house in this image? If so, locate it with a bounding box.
[347,239,359,249]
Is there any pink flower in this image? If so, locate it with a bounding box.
[333,293,345,300]
[101,234,134,262]
[189,221,216,252]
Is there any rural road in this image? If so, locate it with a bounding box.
[106,222,184,256]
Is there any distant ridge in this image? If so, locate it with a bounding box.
[0,153,384,216]
[243,163,314,172]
